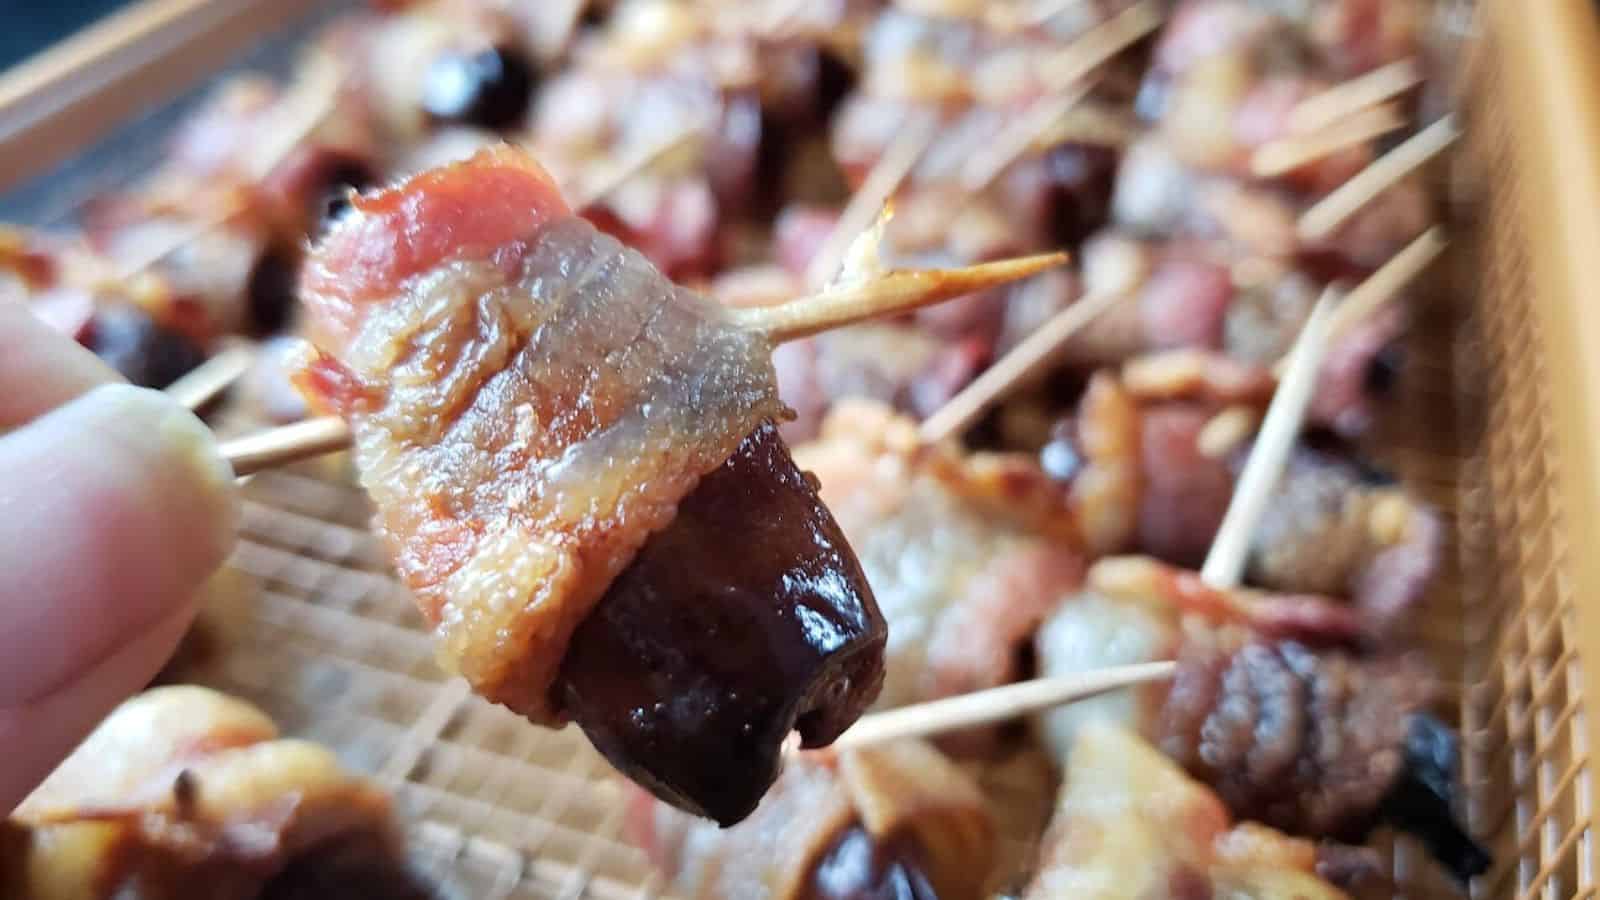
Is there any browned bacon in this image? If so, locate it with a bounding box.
[1023,724,1355,899]
[1124,0,1437,274]
[293,145,886,825]
[1042,365,1438,611]
[797,403,1086,750]
[1160,634,1432,840]
[1032,557,1485,878]
[1058,233,1408,437]
[1,687,404,900]
[1,227,212,388]
[630,739,995,900]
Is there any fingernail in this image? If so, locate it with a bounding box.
[82,384,241,557]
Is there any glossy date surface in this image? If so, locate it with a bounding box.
[561,421,887,826]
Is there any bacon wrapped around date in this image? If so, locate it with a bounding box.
[1022,723,1361,900]
[1121,0,1436,276]
[291,145,888,826]
[1041,366,1441,635]
[1,687,417,900]
[796,402,1086,751]
[630,739,996,900]
[2,228,210,388]
[1053,233,1410,438]
[1033,557,1487,881]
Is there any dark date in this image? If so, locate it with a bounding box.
[560,421,887,826]
[85,306,208,389]
[421,45,536,131]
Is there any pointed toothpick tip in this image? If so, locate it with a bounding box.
[1199,286,1342,590]
[740,250,1069,344]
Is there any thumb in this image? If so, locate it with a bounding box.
[0,382,240,812]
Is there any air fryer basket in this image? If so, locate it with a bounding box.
[8,0,1600,896]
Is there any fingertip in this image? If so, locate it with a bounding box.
[79,383,241,567]
[0,384,240,708]
[0,301,119,428]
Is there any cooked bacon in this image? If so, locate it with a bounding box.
[1032,557,1481,874]
[332,3,541,143]
[169,68,380,229]
[1,687,400,900]
[773,325,988,442]
[293,146,885,825]
[1054,246,1408,435]
[835,3,1140,183]
[1033,555,1361,757]
[1060,232,1237,367]
[79,183,294,342]
[2,228,215,387]
[1022,724,1354,900]
[527,1,786,276]
[1159,634,1433,840]
[1248,448,1443,639]
[1043,368,1440,618]
[631,739,995,900]
[796,403,1085,750]
[1122,0,1438,271]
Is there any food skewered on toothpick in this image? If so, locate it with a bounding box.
[3,686,409,899]
[1299,116,1459,242]
[828,285,1339,750]
[256,145,1063,827]
[218,187,1063,475]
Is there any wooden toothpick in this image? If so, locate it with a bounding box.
[827,288,1342,751]
[960,83,1094,194]
[732,251,1067,343]
[219,250,1067,475]
[804,113,936,289]
[918,287,1123,445]
[1038,1,1164,91]
[1270,226,1444,378]
[1288,58,1425,136]
[1199,287,1339,588]
[1250,102,1407,179]
[165,343,256,412]
[1200,228,1445,457]
[823,661,1178,753]
[220,414,352,477]
[1299,115,1459,242]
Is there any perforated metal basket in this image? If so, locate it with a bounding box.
[6,0,1600,896]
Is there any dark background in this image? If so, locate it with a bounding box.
[1,1,133,70]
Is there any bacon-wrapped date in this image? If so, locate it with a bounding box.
[529,0,780,278]
[1121,0,1436,275]
[630,739,995,900]
[1057,233,1409,437]
[1,228,212,388]
[1,687,406,900]
[796,403,1085,750]
[1022,723,1358,900]
[1041,367,1440,632]
[327,1,545,143]
[1033,557,1487,881]
[292,146,887,825]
